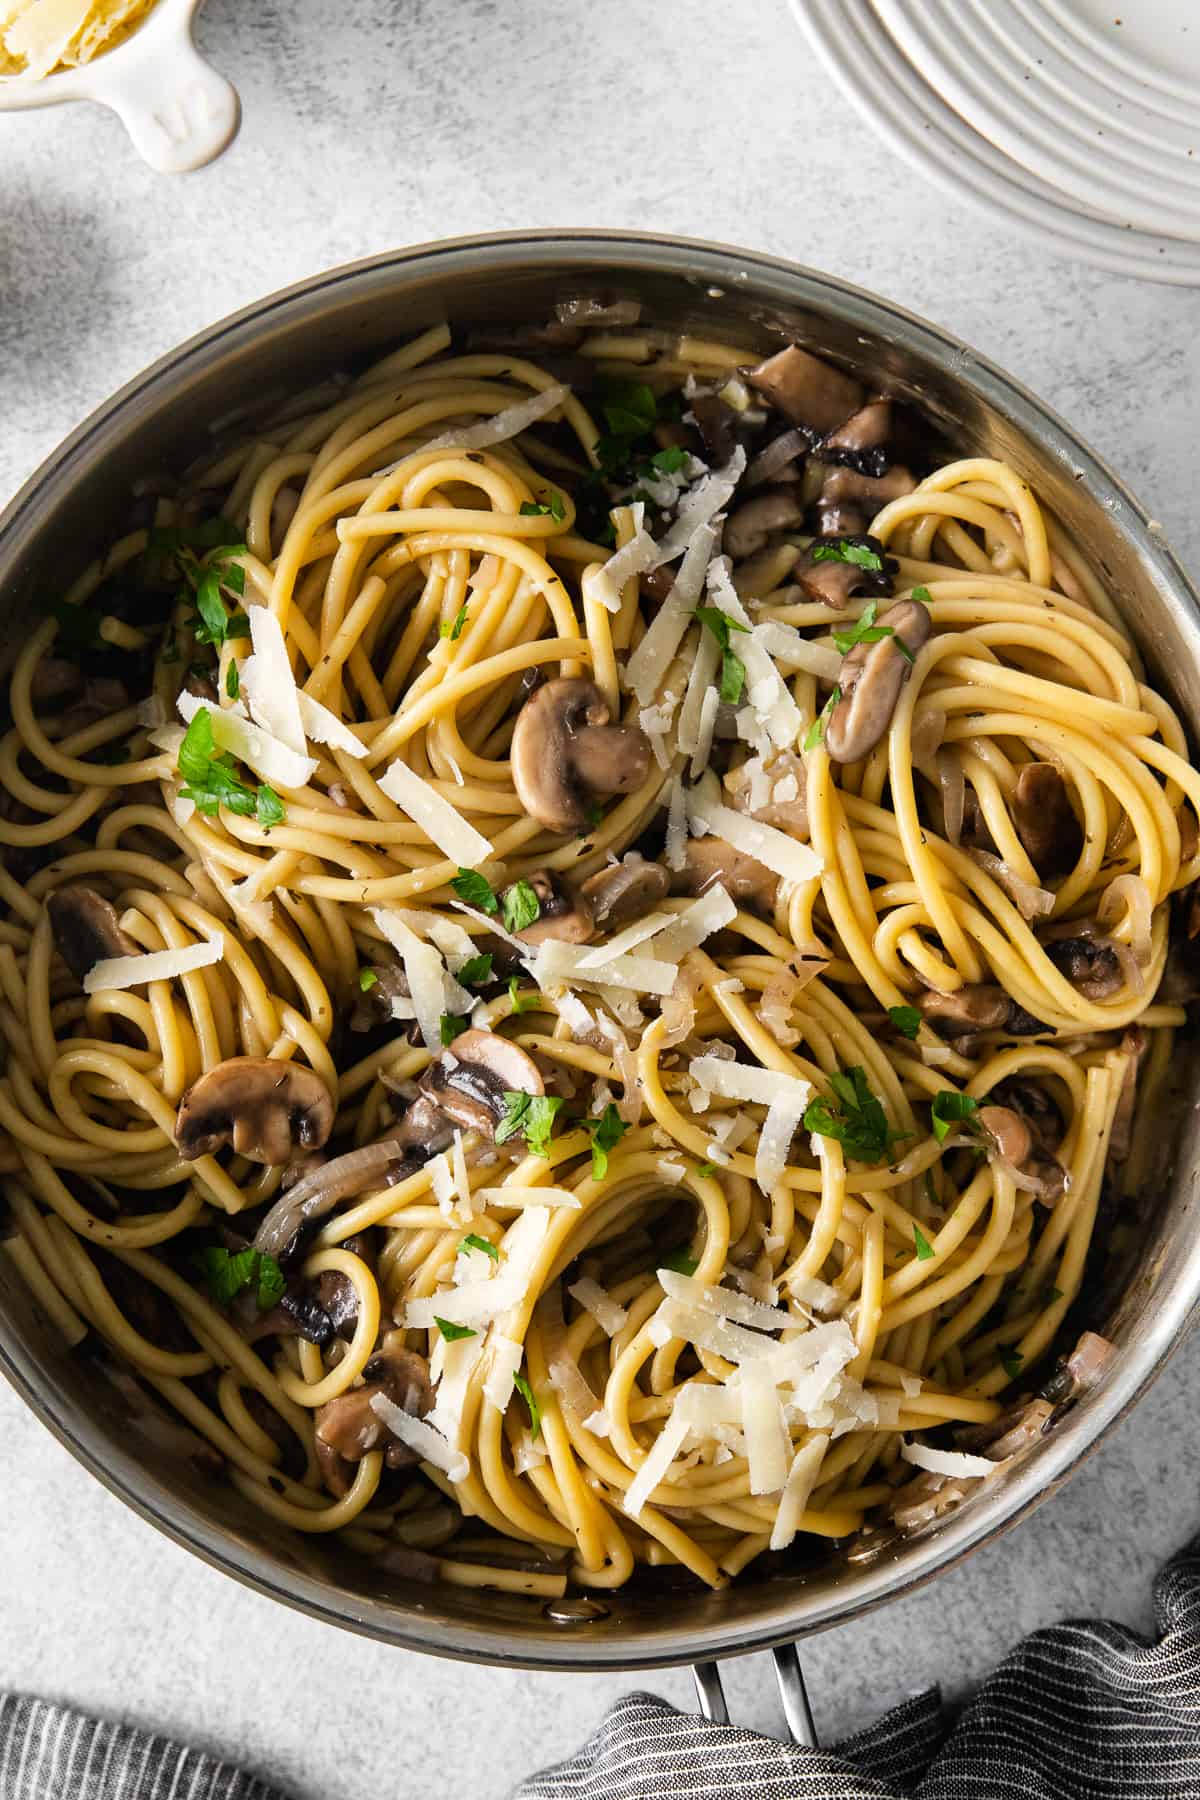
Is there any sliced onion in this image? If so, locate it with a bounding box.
[254,1138,411,1257]
[910,706,946,770]
[1111,940,1145,997]
[1097,873,1154,967]
[760,968,802,1049]
[937,750,965,847]
[548,1351,603,1423]
[660,965,700,1049]
[746,427,808,489]
[970,850,1056,922]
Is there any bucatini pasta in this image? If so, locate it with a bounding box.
[1,305,1195,1598]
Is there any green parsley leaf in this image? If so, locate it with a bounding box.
[718,648,746,705]
[495,1091,532,1146]
[803,684,842,752]
[650,444,690,473]
[811,538,883,572]
[804,1065,906,1164]
[913,1223,935,1262]
[513,1370,542,1440]
[695,606,750,654]
[1000,1347,1024,1382]
[225,661,240,701]
[451,869,499,914]
[910,586,932,605]
[358,968,379,991]
[256,785,285,829]
[225,613,251,640]
[440,1012,469,1046]
[459,1233,500,1262]
[435,1316,477,1342]
[501,879,541,934]
[600,380,657,439]
[457,953,494,987]
[583,1103,628,1180]
[923,1169,939,1208]
[888,1005,922,1040]
[178,708,217,785]
[508,975,536,1013]
[1048,1286,1064,1303]
[661,1250,698,1276]
[495,1090,563,1156]
[694,1162,717,1178]
[930,1090,980,1144]
[192,569,230,645]
[519,493,566,523]
[439,603,469,642]
[193,1244,286,1312]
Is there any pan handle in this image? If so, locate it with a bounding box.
[692,1643,819,1747]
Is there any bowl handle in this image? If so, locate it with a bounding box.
[91,14,239,173]
[693,1642,819,1746]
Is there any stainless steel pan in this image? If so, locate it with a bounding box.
[2,233,1198,1702]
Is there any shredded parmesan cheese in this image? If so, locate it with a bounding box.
[176,690,317,791]
[425,382,569,452]
[297,690,368,758]
[370,1392,469,1482]
[568,1277,629,1336]
[900,1441,996,1478]
[82,937,223,994]
[688,776,823,886]
[378,758,492,866]
[623,1412,690,1519]
[769,1432,830,1549]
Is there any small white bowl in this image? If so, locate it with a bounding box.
[0,0,238,173]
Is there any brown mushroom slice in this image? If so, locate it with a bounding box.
[350,962,414,1033]
[744,343,864,435]
[1042,930,1124,1001]
[917,984,1012,1034]
[988,1079,1064,1156]
[31,658,85,708]
[416,1026,545,1138]
[46,885,137,984]
[814,399,893,477]
[510,678,652,835]
[745,427,809,490]
[175,1057,335,1165]
[314,1333,436,1497]
[1011,763,1083,880]
[510,870,594,946]
[689,392,738,465]
[1107,1026,1147,1161]
[793,535,896,610]
[578,858,670,931]
[976,1105,1033,1170]
[722,492,806,562]
[824,597,932,765]
[815,465,917,538]
[670,837,778,916]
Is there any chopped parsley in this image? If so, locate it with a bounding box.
[459,1233,500,1262]
[501,879,541,934]
[1000,1347,1025,1382]
[888,1005,922,1040]
[440,1013,469,1046]
[451,869,499,914]
[930,1090,981,1144]
[910,586,932,605]
[913,1223,935,1262]
[225,661,240,701]
[439,603,469,641]
[600,379,657,439]
[650,444,690,474]
[803,684,841,752]
[193,1244,286,1312]
[513,1370,542,1440]
[923,1169,939,1208]
[811,538,883,572]
[176,708,287,828]
[508,975,537,1013]
[662,1250,698,1277]
[831,597,915,665]
[435,1317,477,1342]
[358,968,379,992]
[495,1091,564,1157]
[520,494,566,523]
[582,1103,627,1180]
[457,953,494,987]
[804,1065,906,1165]
[1048,1286,1064,1303]
[695,606,750,708]
[694,1161,717,1178]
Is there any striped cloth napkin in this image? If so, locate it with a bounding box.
[3,1535,1198,1799]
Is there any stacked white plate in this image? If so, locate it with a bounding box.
[791,0,1200,285]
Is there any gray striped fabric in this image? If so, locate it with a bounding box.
[2,1536,1198,1799]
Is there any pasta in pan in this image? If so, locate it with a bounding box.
[1,309,1195,1598]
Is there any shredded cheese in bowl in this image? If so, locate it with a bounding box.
[1,0,157,79]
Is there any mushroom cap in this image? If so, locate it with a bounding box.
[1012,762,1083,880]
[988,1078,1064,1156]
[510,678,651,835]
[175,1057,335,1165]
[723,491,806,562]
[977,1104,1033,1170]
[824,597,932,765]
[417,1027,545,1139]
[917,984,1012,1034]
[314,1334,436,1495]
[46,885,137,984]
[670,836,778,916]
[510,870,595,946]
[745,343,864,435]
[579,858,670,931]
[794,535,895,609]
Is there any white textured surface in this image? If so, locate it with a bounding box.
[2,2,1200,1796]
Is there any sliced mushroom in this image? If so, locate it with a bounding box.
[977,1105,1033,1169]
[824,597,932,764]
[745,343,864,435]
[175,1057,335,1164]
[689,393,738,465]
[579,858,670,930]
[813,399,892,478]
[988,1079,1064,1156]
[314,1333,435,1497]
[508,870,594,946]
[670,837,778,916]
[1011,764,1083,880]
[745,426,809,490]
[254,1139,414,1261]
[47,885,137,984]
[1043,930,1123,1001]
[398,1028,545,1149]
[510,678,652,835]
[1107,1026,1147,1161]
[815,465,916,538]
[722,491,806,562]
[31,658,85,708]
[726,750,808,836]
[793,534,895,610]
[350,963,417,1034]
[917,984,1012,1034]
[639,565,677,604]
[957,1398,1055,1457]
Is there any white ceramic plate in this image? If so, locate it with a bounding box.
[873,0,1200,241]
[0,0,238,173]
[790,0,1200,286]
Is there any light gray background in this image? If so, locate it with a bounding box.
[3,2,1200,1795]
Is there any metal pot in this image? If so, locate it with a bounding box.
[2,232,1198,1696]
